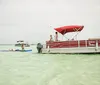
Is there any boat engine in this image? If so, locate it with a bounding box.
[37,43,43,53]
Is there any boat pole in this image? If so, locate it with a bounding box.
[95,40,98,51]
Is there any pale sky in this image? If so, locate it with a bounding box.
[0,0,100,44]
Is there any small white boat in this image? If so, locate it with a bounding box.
[15,40,30,47]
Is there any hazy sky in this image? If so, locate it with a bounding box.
[0,0,100,44]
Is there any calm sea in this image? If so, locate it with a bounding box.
[0,45,100,85]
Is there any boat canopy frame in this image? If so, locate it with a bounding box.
[54,25,84,40]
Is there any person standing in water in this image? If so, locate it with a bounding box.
[21,43,25,50]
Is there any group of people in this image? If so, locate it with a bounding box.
[50,32,58,41]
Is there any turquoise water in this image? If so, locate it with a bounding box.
[0,45,100,85]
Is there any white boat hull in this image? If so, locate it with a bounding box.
[42,47,100,54]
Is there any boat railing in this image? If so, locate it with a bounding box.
[45,39,100,49]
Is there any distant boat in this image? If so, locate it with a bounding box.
[15,40,30,47]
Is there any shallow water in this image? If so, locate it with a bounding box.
[0,45,100,85]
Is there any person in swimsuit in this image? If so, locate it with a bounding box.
[50,35,53,41]
[21,44,25,50]
[55,32,58,41]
